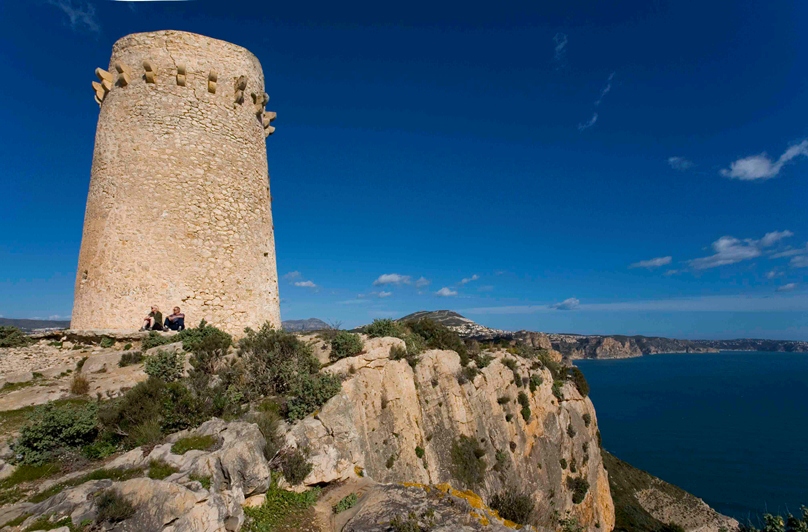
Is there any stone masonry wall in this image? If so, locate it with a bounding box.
[72,31,280,335]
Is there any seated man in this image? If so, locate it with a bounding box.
[164,307,185,331]
[141,306,163,331]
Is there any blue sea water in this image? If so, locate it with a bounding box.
[576,352,808,522]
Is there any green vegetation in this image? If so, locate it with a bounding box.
[1,380,37,393]
[566,476,590,504]
[118,351,143,367]
[148,459,179,480]
[96,489,136,523]
[364,318,405,338]
[517,391,531,422]
[171,434,217,455]
[279,448,312,485]
[405,318,468,365]
[497,396,510,405]
[190,473,212,490]
[473,353,493,368]
[70,373,90,395]
[141,320,233,354]
[489,490,534,525]
[740,508,808,532]
[0,326,32,348]
[560,458,568,470]
[529,374,543,393]
[582,413,592,427]
[239,324,341,420]
[1,513,30,529]
[144,349,185,382]
[28,467,141,503]
[365,319,425,364]
[99,336,115,349]
[123,343,133,351]
[415,446,425,459]
[0,462,60,491]
[243,477,320,532]
[329,331,363,360]
[76,357,88,371]
[567,366,590,397]
[333,493,358,513]
[450,435,486,488]
[22,515,74,531]
[14,401,99,465]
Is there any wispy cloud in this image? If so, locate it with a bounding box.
[436,287,458,297]
[550,297,580,310]
[766,270,782,279]
[478,285,494,292]
[377,291,392,298]
[777,283,797,292]
[630,256,672,269]
[48,0,100,33]
[594,72,615,106]
[791,256,808,268]
[578,112,598,131]
[283,271,302,281]
[294,280,317,288]
[689,231,793,270]
[414,277,431,288]
[721,140,808,181]
[553,33,568,65]
[667,157,693,171]
[373,273,411,286]
[459,274,479,285]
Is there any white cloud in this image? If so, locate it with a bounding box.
[283,271,302,280]
[766,270,782,279]
[414,277,431,288]
[689,231,793,270]
[550,297,580,310]
[663,269,680,276]
[630,256,672,269]
[667,157,693,171]
[720,140,808,180]
[377,291,392,298]
[578,112,598,131]
[459,274,479,285]
[553,33,568,64]
[294,280,317,288]
[436,287,458,297]
[770,246,808,258]
[49,0,99,33]
[777,283,797,292]
[373,273,411,286]
[791,256,808,268]
[594,72,615,106]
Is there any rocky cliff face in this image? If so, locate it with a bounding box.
[288,337,615,530]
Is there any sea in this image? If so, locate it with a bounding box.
[576,352,808,523]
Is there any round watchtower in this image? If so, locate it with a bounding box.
[72,30,280,335]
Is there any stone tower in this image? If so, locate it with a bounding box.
[72,30,280,335]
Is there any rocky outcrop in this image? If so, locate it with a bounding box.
[287,337,615,530]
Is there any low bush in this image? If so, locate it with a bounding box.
[148,459,179,480]
[517,391,531,422]
[171,434,217,455]
[566,476,590,504]
[96,489,136,523]
[144,349,185,382]
[0,326,32,348]
[100,336,115,349]
[415,446,425,459]
[474,353,493,368]
[333,492,358,513]
[364,319,405,338]
[250,401,283,460]
[450,435,486,488]
[279,448,312,485]
[118,351,143,367]
[567,366,590,397]
[489,490,534,525]
[28,467,141,503]
[242,477,320,532]
[330,331,363,360]
[529,374,543,393]
[70,373,90,395]
[405,319,468,366]
[141,331,172,351]
[14,401,98,465]
[582,413,591,427]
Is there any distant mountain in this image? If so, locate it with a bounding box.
[282,318,330,332]
[0,317,70,332]
[398,310,512,339]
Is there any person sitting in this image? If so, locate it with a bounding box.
[164,307,185,331]
[141,306,164,331]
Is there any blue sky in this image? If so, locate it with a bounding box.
[1,0,807,339]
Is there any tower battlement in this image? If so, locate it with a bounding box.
[72,31,281,335]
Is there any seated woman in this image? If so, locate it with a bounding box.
[141,306,163,331]
[164,307,185,331]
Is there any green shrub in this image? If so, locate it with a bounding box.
[566,476,589,504]
[529,374,543,393]
[28,467,141,503]
[243,477,320,532]
[280,448,312,485]
[184,322,233,376]
[560,458,568,469]
[364,319,405,338]
[118,351,143,367]
[141,331,172,350]
[14,401,98,465]
[415,446,425,459]
[76,356,88,371]
[582,413,591,427]
[100,336,115,348]
[171,434,216,455]
[457,365,479,385]
[390,513,429,532]
[333,492,358,513]
[0,326,32,348]
[497,396,510,405]
[552,380,565,400]
[474,353,493,368]
[239,324,341,420]
[489,490,534,525]
[144,349,184,382]
[330,331,363,360]
[21,514,73,531]
[567,366,590,397]
[148,459,179,480]
[0,462,60,490]
[190,473,211,490]
[123,343,133,351]
[406,319,468,366]
[96,489,136,523]
[517,391,531,422]
[250,402,283,461]
[567,424,576,438]
[450,435,486,488]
